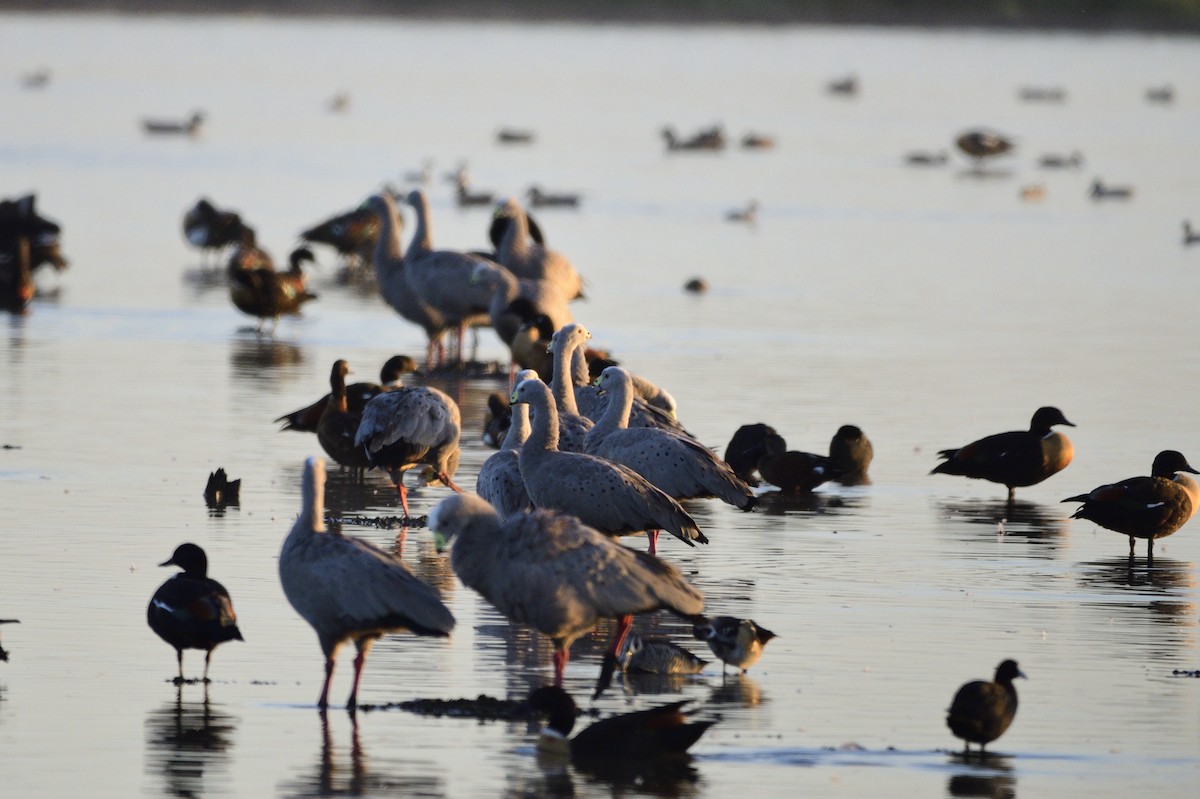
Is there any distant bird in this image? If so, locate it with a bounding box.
[585,366,754,511]
[496,127,535,145]
[526,185,581,208]
[683,277,709,294]
[740,131,776,150]
[203,468,240,508]
[143,110,205,136]
[829,424,874,486]
[511,377,705,554]
[661,125,725,151]
[280,457,455,710]
[1185,221,1200,246]
[493,197,586,300]
[692,615,776,674]
[826,74,858,96]
[147,543,244,682]
[955,130,1015,165]
[1018,86,1066,103]
[475,381,533,518]
[227,245,318,333]
[947,660,1025,754]
[905,150,948,166]
[0,194,67,275]
[726,200,758,224]
[355,384,464,518]
[617,633,708,675]
[276,355,416,435]
[182,197,255,267]
[1145,84,1174,104]
[1089,179,1134,200]
[20,68,50,89]
[299,205,379,272]
[931,407,1075,500]
[455,174,495,208]
[527,686,715,762]
[1038,151,1083,169]
[428,493,704,685]
[1062,450,1200,559]
[0,619,19,662]
[327,91,350,113]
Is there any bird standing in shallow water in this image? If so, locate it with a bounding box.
[692,615,776,674]
[1062,450,1200,559]
[279,457,455,711]
[931,406,1075,500]
[147,543,243,683]
[947,659,1025,754]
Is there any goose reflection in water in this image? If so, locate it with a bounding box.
[277,712,444,798]
[144,687,237,798]
[946,754,1015,799]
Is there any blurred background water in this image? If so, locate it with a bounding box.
[1,12,1198,799]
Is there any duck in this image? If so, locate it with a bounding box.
[1038,151,1083,169]
[692,615,776,674]
[496,127,535,145]
[299,205,380,272]
[511,377,705,554]
[1183,221,1200,246]
[1018,86,1066,103]
[1145,84,1174,104]
[183,197,255,268]
[617,633,708,675]
[955,130,1015,164]
[354,383,464,518]
[683,277,709,293]
[661,125,725,152]
[280,457,455,710]
[905,150,948,166]
[227,245,318,333]
[276,355,417,435]
[525,185,581,208]
[428,493,704,685]
[724,423,778,486]
[757,432,847,493]
[147,543,244,683]
[930,406,1075,500]
[740,131,775,150]
[585,366,754,512]
[826,74,858,96]
[1062,450,1200,559]
[946,659,1025,754]
[1,193,68,274]
[143,110,205,136]
[0,619,19,662]
[1089,179,1134,200]
[527,686,715,762]
[829,425,874,486]
[493,197,585,300]
[203,468,240,508]
[726,200,758,224]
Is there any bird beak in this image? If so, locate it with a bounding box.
[158,557,176,568]
[1017,669,1028,680]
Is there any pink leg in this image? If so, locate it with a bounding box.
[347,647,368,711]
[608,614,633,658]
[552,648,569,686]
[318,657,335,709]
[397,482,411,518]
[647,529,660,555]
[439,473,464,494]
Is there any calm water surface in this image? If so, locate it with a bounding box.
[1,14,1199,799]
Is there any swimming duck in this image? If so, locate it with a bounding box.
[280,457,455,710]
[227,245,318,333]
[526,185,580,208]
[692,615,776,674]
[527,686,715,762]
[756,432,847,493]
[725,200,758,224]
[203,468,240,508]
[143,110,205,136]
[946,659,1025,754]
[661,125,725,151]
[1089,179,1134,200]
[931,406,1075,500]
[1062,450,1200,559]
[147,543,244,683]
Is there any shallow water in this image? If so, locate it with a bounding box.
[2,14,1199,799]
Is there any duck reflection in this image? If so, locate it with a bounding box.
[946,751,1015,798]
[144,687,237,798]
[229,337,304,383]
[755,489,867,518]
[1076,556,1196,620]
[707,673,764,707]
[277,712,444,797]
[937,498,1067,550]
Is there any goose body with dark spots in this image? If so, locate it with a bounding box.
[280,457,455,710]
[494,197,585,300]
[428,493,703,684]
[512,377,706,553]
[947,659,1025,753]
[585,366,754,510]
[931,406,1075,499]
[147,543,243,682]
[1063,450,1199,558]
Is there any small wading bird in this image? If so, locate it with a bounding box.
[930,406,1075,500]
[147,543,244,683]
[279,457,455,711]
[1062,450,1200,559]
[946,659,1025,755]
[692,615,776,674]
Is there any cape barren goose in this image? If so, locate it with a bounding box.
[946,660,1025,754]
[147,543,243,682]
[276,355,417,434]
[280,457,455,710]
[475,371,534,517]
[575,350,684,433]
[1062,450,1200,559]
[527,685,715,762]
[494,197,585,300]
[545,323,596,453]
[355,384,464,518]
[511,377,705,554]
[585,366,754,511]
[469,261,572,369]
[428,493,704,685]
[931,406,1075,500]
